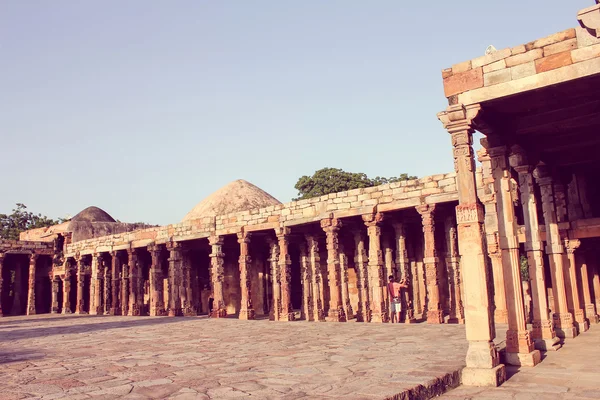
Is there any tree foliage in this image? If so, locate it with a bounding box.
[294,168,418,200]
[0,203,63,240]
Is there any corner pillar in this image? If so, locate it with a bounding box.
[321,218,346,322]
[363,213,388,323]
[238,231,255,320]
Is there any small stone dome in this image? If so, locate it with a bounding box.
[182,180,281,222]
[71,206,116,223]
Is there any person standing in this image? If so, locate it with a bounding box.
[387,275,408,323]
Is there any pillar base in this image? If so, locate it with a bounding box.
[27,309,36,316]
[62,309,72,314]
[325,308,347,322]
[574,319,590,333]
[448,317,465,324]
[534,336,562,351]
[109,308,121,316]
[592,315,600,324]
[210,308,227,318]
[278,313,295,322]
[555,326,578,339]
[370,312,387,323]
[505,350,541,367]
[75,311,88,315]
[427,310,443,324]
[238,309,255,320]
[494,309,509,324]
[461,365,506,387]
[168,309,183,317]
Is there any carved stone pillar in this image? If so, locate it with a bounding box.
[579,249,598,324]
[509,148,560,351]
[276,227,294,321]
[167,242,183,316]
[110,252,121,315]
[564,239,589,332]
[590,254,600,321]
[209,236,227,318]
[62,260,72,314]
[90,253,103,315]
[363,213,388,323]
[353,230,370,322]
[416,204,443,324]
[51,277,60,313]
[238,231,255,320]
[148,245,166,316]
[76,256,87,314]
[339,242,353,320]
[103,256,111,315]
[487,141,539,367]
[445,217,464,324]
[267,238,281,321]
[534,164,577,339]
[321,218,346,322]
[382,237,394,317]
[438,104,505,386]
[26,254,37,315]
[478,146,509,325]
[127,249,141,316]
[306,235,324,322]
[0,253,4,316]
[392,222,415,323]
[299,241,313,321]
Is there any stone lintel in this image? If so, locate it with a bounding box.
[244,222,279,233]
[130,239,155,249]
[333,205,376,219]
[377,198,421,212]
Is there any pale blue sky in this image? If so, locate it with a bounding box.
[1,1,590,225]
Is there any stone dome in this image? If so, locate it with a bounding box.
[71,206,116,223]
[182,180,281,222]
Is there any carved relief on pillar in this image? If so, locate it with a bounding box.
[110,251,121,315]
[362,212,388,323]
[564,239,589,332]
[299,241,313,321]
[62,259,73,314]
[127,248,142,316]
[445,218,465,324]
[353,230,370,322]
[237,231,255,320]
[148,245,166,316]
[416,204,443,324]
[26,253,38,316]
[50,276,60,313]
[266,237,281,321]
[90,253,104,315]
[306,234,324,322]
[276,227,295,321]
[103,255,111,315]
[208,236,227,318]
[321,218,346,322]
[76,255,87,315]
[392,223,415,323]
[339,243,353,320]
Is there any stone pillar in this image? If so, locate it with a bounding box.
[321,218,346,322]
[276,227,294,321]
[51,277,60,313]
[62,260,72,314]
[267,238,281,321]
[103,257,111,315]
[238,231,255,320]
[590,254,600,321]
[382,237,394,315]
[91,253,103,315]
[0,253,4,317]
[167,242,183,317]
[392,222,416,323]
[487,141,540,367]
[445,217,465,324]
[299,241,313,321]
[353,230,370,322]
[363,213,388,323]
[509,147,560,351]
[110,252,121,315]
[564,239,589,332]
[306,235,324,322]
[180,250,195,316]
[438,104,505,386]
[148,245,166,316]
[121,256,130,316]
[579,249,598,324]
[76,256,87,314]
[339,242,353,320]
[416,204,443,324]
[26,254,37,315]
[534,164,577,339]
[128,249,142,316]
[478,146,509,325]
[209,236,227,318]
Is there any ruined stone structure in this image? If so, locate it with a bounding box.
[2,2,600,391]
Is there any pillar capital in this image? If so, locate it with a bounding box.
[437,104,481,134]
[275,226,291,239]
[564,239,581,254]
[533,163,553,185]
[237,230,252,244]
[321,217,342,231]
[362,212,383,226]
[416,203,436,218]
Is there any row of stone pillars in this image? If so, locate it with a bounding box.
[0,252,42,316]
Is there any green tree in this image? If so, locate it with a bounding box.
[294,168,417,200]
[0,203,63,240]
[520,254,530,281]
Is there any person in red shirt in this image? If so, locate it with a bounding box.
[387,275,408,323]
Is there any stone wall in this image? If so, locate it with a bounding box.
[64,173,458,257]
[0,239,54,255]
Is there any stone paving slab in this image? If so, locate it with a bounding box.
[0,315,468,400]
[441,324,600,399]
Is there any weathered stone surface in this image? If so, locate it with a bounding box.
[535,52,573,73]
[443,67,484,97]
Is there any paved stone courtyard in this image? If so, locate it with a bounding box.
[442,326,600,399]
[0,315,467,399]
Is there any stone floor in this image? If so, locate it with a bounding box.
[0,314,468,400]
[442,324,600,399]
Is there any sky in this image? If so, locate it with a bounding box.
[0,1,591,225]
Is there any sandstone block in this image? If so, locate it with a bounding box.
[351,201,362,208]
[528,29,576,50]
[511,44,526,55]
[571,43,600,62]
[363,186,378,193]
[383,189,393,196]
[362,199,378,206]
[505,49,543,67]
[543,38,577,56]
[346,195,358,202]
[510,61,536,80]
[371,191,383,199]
[442,68,453,79]
[443,67,484,97]
[452,60,472,73]
[484,68,512,86]
[535,52,573,73]
[337,203,351,210]
[357,194,370,201]
[471,48,512,68]
[482,59,506,74]
[438,178,456,187]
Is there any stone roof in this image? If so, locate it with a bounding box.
[182,180,281,222]
[71,206,116,223]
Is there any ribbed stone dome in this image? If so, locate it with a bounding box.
[71,206,116,223]
[182,180,281,222]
